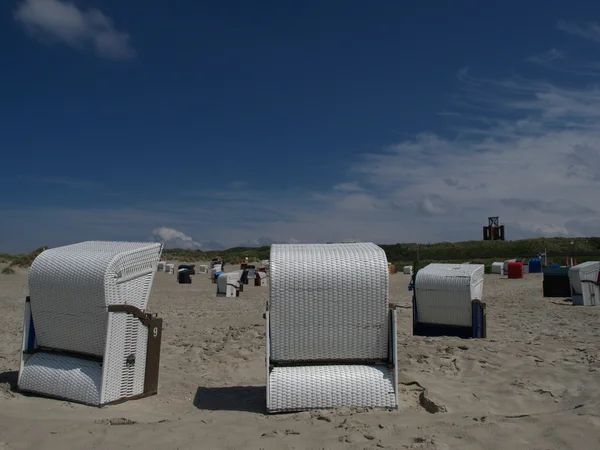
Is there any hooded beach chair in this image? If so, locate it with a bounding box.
[243,266,257,284]
[266,242,398,413]
[178,268,192,284]
[18,241,164,406]
[255,271,268,286]
[528,258,542,274]
[569,261,600,306]
[216,271,241,297]
[210,265,222,283]
[543,266,571,297]
[491,262,504,275]
[412,263,486,338]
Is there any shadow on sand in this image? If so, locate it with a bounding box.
[0,371,18,392]
[193,386,265,413]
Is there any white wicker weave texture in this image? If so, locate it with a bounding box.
[269,243,389,362]
[568,261,600,306]
[256,271,267,285]
[269,365,396,413]
[569,262,599,292]
[28,241,162,357]
[101,312,149,403]
[491,262,504,274]
[19,353,103,405]
[415,263,485,327]
[217,272,240,297]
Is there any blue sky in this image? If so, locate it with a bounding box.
[2,0,600,252]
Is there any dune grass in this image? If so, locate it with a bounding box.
[2,237,599,269]
[0,252,21,264]
[381,237,600,268]
[0,246,48,274]
[9,247,48,268]
[159,237,600,268]
[162,246,271,263]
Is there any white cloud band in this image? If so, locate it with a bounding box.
[14,0,135,59]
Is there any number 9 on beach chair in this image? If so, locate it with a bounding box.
[412,263,486,339]
[18,241,164,406]
[266,242,398,413]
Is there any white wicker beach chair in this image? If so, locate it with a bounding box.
[18,241,164,406]
[266,242,398,413]
[255,271,268,287]
[491,262,504,275]
[210,265,222,283]
[216,271,241,298]
[165,263,174,274]
[569,261,600,306]
[412,263,486,338]
[241,266,257,285]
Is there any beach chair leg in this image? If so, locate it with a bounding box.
[471,300,486,339]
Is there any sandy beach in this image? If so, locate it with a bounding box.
[1,262,600,450]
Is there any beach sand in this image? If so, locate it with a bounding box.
[1,262,600,449]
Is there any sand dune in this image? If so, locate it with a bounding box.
[1,262,600,449]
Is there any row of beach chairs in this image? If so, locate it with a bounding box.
[15,241,599,413]
[212,263,268,297]
[165,259,268,294]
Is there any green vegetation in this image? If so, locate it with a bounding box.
[0,246,48,274]
[381,237,600,263]
[2,238,599,270]
[1,266,15,275]
[0,252,22,264]
[9,247,48,268]
[162,246,270,263]
[162,237,600,266]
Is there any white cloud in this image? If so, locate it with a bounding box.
[333,182,363,192]
[343,66,600,238]
[262,26,600,242]
[418,196,448,216]
[226,180,248,189]
[14,0,135,59]
[529,223,569,236]
[5,20,600,252]
[33,176,102,189]
[557,20,600,44]
[527,48,565,66]
[151,227,203,250]
[235,237,300,247]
